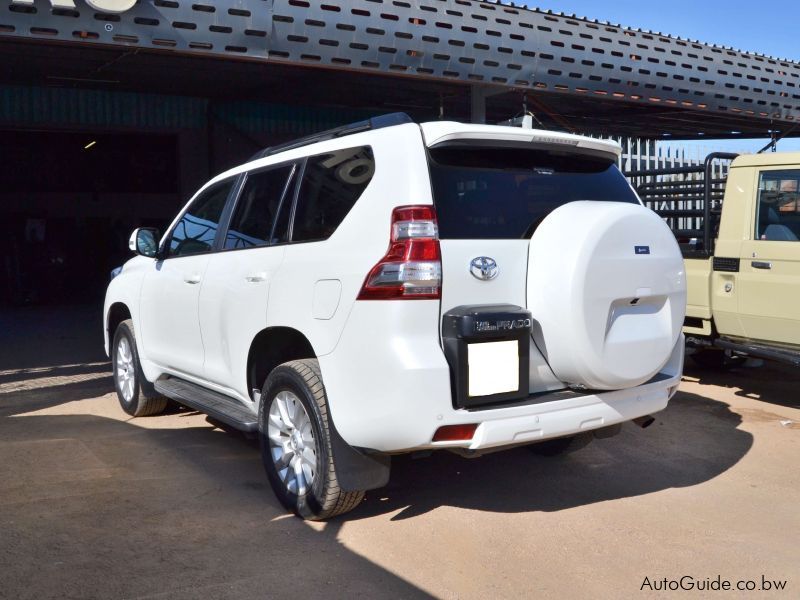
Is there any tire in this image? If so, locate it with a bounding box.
[527,432,593,457]
[259,359,364,520]
[690,349,743,370]
[111,319,168,417]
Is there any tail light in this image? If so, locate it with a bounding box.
[358,205,442,300]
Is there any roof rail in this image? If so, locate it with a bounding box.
[248,112,414,162]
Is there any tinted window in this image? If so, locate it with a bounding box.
[225,165,295,250]
[167,180,233,257]
[292,146,375,242]
[428,147,639,240]
[756,170,800,242]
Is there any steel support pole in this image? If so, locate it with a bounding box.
[470,86,487,124]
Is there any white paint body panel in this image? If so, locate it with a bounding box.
[312,280,342,320]
[139,255,209,377]
[199,245,286,401]
[104,120,685,454]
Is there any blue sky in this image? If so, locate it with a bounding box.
[537,1,799,62]
[532,1,800,151]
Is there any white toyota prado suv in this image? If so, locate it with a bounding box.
[104,114,686,520]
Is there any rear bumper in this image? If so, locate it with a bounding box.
[435,367,680,452]
[320,300,684,453]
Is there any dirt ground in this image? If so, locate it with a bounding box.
[0,304,798,599]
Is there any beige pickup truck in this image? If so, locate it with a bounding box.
[628,151,800,367]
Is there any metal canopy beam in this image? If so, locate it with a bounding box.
[1,0,798,136]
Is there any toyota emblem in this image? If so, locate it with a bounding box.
[470,256,499,281]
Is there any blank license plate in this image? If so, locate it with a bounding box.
[467,340,519,397]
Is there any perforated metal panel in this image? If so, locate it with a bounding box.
[2,0,799,125]
[1,0,270,54]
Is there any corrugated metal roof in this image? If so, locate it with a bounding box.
[212,100,375,136]
[0,85,375,136]
[0,85,207,129]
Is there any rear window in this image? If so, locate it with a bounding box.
[428,146,639,239]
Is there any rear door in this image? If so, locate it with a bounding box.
[199,162,297,399]
[738,168,800,346]
[426,142,641,394]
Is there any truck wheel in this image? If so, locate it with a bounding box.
[527,432,593,457]
[112,320,168,417]
[259,359,364,520]
[690,349,743,370]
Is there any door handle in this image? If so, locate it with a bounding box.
[184,273,202,284]
[245,272,267,283]
[751,261,772,270]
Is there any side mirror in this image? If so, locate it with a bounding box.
[128,227,160,258]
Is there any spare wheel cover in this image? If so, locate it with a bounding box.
[527,201,686,390]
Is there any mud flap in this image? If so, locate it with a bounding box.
[328,413,391,492]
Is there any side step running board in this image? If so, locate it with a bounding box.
[715,338,800,367]
[155,378,259,432]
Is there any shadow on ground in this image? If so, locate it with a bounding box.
[0,303,106,372]
[0,412,432,599]
[1,306,435,598]
[683,359,800,410]
[349,390,752,521]
[0,305,766,597]
[0,362,110,387]
[0,369,113,416]
[3,379,755,520]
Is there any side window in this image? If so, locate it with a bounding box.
[167,180,233,258]
[756,170,800,242]
[224,164,295,250]
[292,146,375,243]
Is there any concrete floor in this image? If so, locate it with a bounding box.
[0,305,798,599]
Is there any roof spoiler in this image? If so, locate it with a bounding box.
[422,123,621,161]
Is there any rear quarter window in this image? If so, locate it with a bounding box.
[428,146,638,240]
[292,146,375,243]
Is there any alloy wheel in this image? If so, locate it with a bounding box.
[267,390,318,496]
[115,336,136,402]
